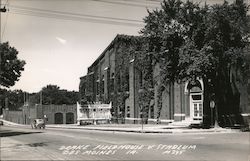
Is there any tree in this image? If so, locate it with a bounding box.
[178,0,250,126]
[140,0,250,125]
[29,84,79,105]
[0,42,26,88]
[134,43,155,123]
[0,88,25,111]
[140,0,205,120]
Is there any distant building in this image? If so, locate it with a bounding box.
[79,34,250,128]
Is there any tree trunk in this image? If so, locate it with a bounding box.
[156,86,164,123]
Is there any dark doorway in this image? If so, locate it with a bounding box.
[54,113,63,124]
[66,112,74,124]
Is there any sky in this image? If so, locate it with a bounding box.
[0,0,227,93]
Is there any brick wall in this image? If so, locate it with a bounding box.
[3,110,23,124]
[3,104,77,125]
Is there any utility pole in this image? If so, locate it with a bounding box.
[40,90,42,105]
[0,0,7,114]
[0,0,2,75]
[0,0,7,43]
[0,0,7,75]
[0,0,1,44]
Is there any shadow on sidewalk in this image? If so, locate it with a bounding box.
[0,130,43,137]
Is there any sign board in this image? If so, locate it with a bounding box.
[77,102,112,121]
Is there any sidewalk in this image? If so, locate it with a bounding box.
[46,123,239,134]
[0,119,26,126]
[0,119,240,134]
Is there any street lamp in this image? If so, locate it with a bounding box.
[210,100,215,127]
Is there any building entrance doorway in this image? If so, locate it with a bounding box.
[55,113,63,124]
[66,112,74,124]
[186,79,204,123]
[190,94,203,121]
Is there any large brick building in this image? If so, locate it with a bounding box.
[79,34,250,127]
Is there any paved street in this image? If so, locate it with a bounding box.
[0,125,249,161]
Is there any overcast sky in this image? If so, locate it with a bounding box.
[1,0,226,93]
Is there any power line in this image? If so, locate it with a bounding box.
[86,0,160,8]
[11,11,144,27]
[147,0,163,3]
[5,0,161,8]
[9,4,146,27]
[2,0,8,7]
[125,0,162,4]
[10,10,144,27]
[10,5,143,23]
[6,0,162,27]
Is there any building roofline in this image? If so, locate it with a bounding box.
[80,75,87,80]
[89,34,140,69]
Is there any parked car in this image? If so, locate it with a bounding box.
[31,119,45,129]
[0,120,3,126]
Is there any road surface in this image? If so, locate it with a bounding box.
[0,125,249,161]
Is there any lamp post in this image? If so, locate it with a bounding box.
[210,100,215,127]
[214,102,219,128]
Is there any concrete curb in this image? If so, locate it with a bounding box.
[1,119,240,134]
[46,126,173,133]
[46,125,237,134]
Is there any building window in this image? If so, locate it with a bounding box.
[199,103,202,117]
[125,70,129,91]
[194,104,198,117]
[117,72,121,92]
[80,80,86,98]
[127,106,130,118]
[96,80,99,95]
[110,73,114,93]
[192,94,201,100]
[101,75,104,94]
